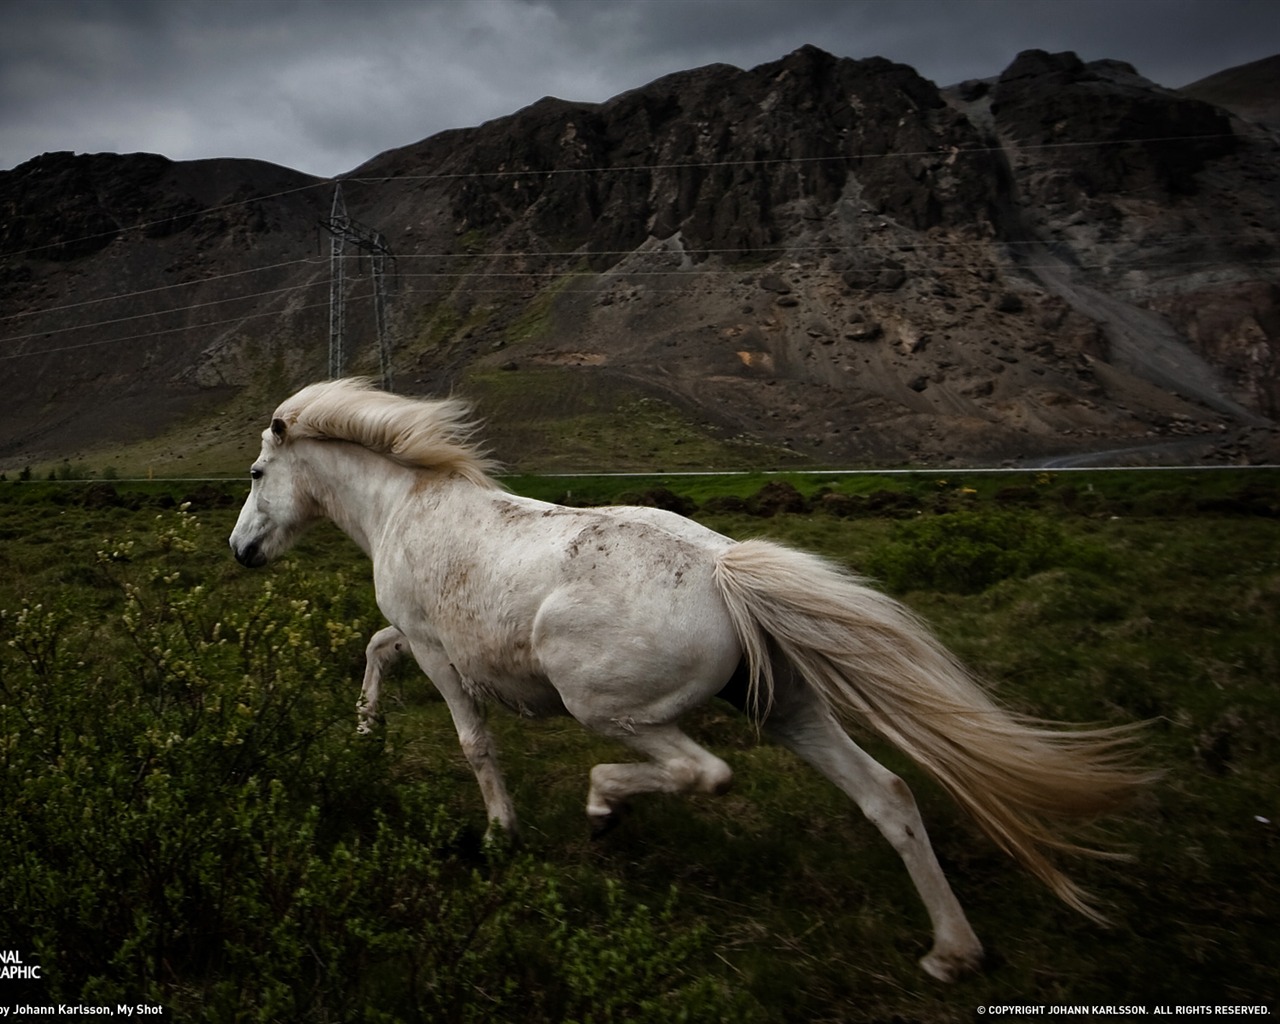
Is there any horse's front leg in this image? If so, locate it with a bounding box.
[358,626,408,734]
[410,643,519,839]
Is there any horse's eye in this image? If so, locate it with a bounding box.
[250,468,264,481]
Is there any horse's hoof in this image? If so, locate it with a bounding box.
[483,824,520,854]
[588,804,629,839]
[919,942,985,983]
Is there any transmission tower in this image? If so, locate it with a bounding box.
[322,183,396,389]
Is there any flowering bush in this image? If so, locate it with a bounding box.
[0,507,739,1022]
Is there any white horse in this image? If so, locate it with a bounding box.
[230,378,1152,982]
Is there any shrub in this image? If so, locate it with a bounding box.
[613,486,697,517]
[0,507,742,1022]
[865,509,1097,594]
[747,481,808,517]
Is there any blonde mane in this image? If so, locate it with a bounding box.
[272,378,500,487]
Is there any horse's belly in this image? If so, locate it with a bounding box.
[458,670,567,718]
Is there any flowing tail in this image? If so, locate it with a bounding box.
[713,538,1156,922]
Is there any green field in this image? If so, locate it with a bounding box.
[0,470,1276,1021]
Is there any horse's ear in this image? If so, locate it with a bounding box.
[271,418,288,443]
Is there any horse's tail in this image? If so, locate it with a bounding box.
[713,538,1156,922]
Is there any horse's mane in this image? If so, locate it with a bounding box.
[272,378,500,487]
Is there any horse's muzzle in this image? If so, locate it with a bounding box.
[233,540,268,569]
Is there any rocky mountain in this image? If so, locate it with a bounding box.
[1181,53,1280,132]
[1,45,1277,473]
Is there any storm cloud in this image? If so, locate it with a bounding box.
[2,0,1275,178]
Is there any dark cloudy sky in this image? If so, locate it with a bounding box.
[2,0,1275,178]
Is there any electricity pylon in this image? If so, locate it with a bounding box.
[322,183,396,389]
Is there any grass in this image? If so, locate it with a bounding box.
[0,469,1276,1020]
[23,366,813,481]
[461,365,804,471]
[503,264,588,344]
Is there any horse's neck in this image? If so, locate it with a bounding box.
[300,441,421,557]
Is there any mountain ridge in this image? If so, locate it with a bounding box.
[1181,53,1280,131]
[1,45,1277,473]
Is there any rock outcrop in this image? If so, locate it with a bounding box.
[1,45,1276,470]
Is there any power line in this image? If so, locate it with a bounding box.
[1,247,1274,355]
[0,128,1272,361]
[0,279,327,345]
[0,295,337,360]
[2,230,1263,341]
[0,256,324,323]
[3,247,1274,361]
[0,178,335,262]
[344,132,1247,184]
[1,128,1260,263]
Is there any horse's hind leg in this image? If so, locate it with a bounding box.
[765,690,983,982]
[357,626,407,734]
[577,720,733,834]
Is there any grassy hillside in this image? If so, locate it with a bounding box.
[10,367,811,480]
[0,469,1276,1021]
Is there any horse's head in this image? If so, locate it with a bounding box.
[229,417,318,568]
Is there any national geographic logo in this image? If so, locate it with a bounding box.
[0,951,39,981]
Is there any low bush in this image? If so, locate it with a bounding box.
[865,508,1111,594]
[2,473,1276,1020]
[0,507,744,1022]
